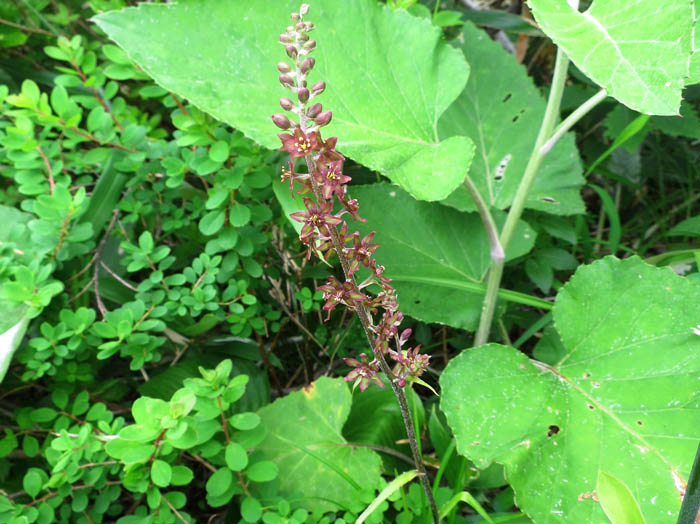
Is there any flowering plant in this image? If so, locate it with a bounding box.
[271,5,438,521]
[271,5,430,395]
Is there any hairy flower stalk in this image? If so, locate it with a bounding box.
[272,6,438,522]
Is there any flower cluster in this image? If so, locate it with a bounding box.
[272,5,429,392]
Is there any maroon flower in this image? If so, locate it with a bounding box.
[346,232,379,275]
[316,136,345,164]
[278,128,320,158]
[389,345,430,387]
[313,160,352,200]
[317,276,369,319]
[344,354,383,392]
[289,197,342,241]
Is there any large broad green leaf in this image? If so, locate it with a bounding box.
[528,0,694,115]
[0,205,37,383]
[343,376,425,472]
[439,22,584,215]
[93,0,474,201]
[350,184,536,330]
[0,306,28,384]
[440,256,700,523]
[256,377,381,511]
[689,4,699,84]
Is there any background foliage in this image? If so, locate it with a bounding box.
[0,0,698,523]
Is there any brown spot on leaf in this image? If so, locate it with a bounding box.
[672,468,687,503]
[302,383,316,397]
[578,491,598,502]
[547,425,560,437]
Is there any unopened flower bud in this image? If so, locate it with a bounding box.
[277,62,291,73]
[303,39,316,51]
[279,74,294,87]
[307,103,322,118]
[287,25,295,33]
[291,12,300,22]
[304,22,314,32]
[300,57,315,74]
[297,87,310,103]
[300,4,310,15]
[285,45,298,59]
[296,22,305,31]
[315,111,332,127]
[298,33,309,42]
[271,113,292,129]
[280,97,294,111]
[280,33,293,44]
[311,81,326,95]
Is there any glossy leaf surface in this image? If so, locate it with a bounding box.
[94,0,474,201]
[440,256,700,523]
[439,22,584,215]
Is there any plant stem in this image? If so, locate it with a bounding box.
[541,88,608,154]
[304,153,440,523]
[474,45,570,346]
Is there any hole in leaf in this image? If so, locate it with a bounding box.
[636,420,643,426]
[502,93,512,103]
[494,153,512,182]
[547,425,560,437]
[539,196,558,204]
[587,404,595,410]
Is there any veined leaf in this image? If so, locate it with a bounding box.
[93,0,474,201]
[256,377,381,512]
[528,0,694,115]
[440,256,700,523]
[439,22,584,215]
[350,184,536,330]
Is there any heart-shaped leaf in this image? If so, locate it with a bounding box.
[528,0,694,115]
[440,256,700,523]
[439,22,584,215]
[256,377,381,511]
[93,0,474,201]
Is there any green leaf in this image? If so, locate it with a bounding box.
[93,0,475,201]
[440,256,700,523]
[206,468,233,498]
[151,460,172,488]
[256,377,382,511]
[23,469,42,498]
[350,184,536,330]
[528,0,693,115]
[209,141,229,163]
[170,465,194,486]
[0,309,29,384]
[241,496,263,522]
[344,376,424,472]
[81,152,129,235]
[597,471,646,524]
[668,216,700,237]
[229,412,260,431]
[199,209,226,236]
[224,441,248,471]
[438,22,584,215]
[245,460,278,483]
[228,204,250,228]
